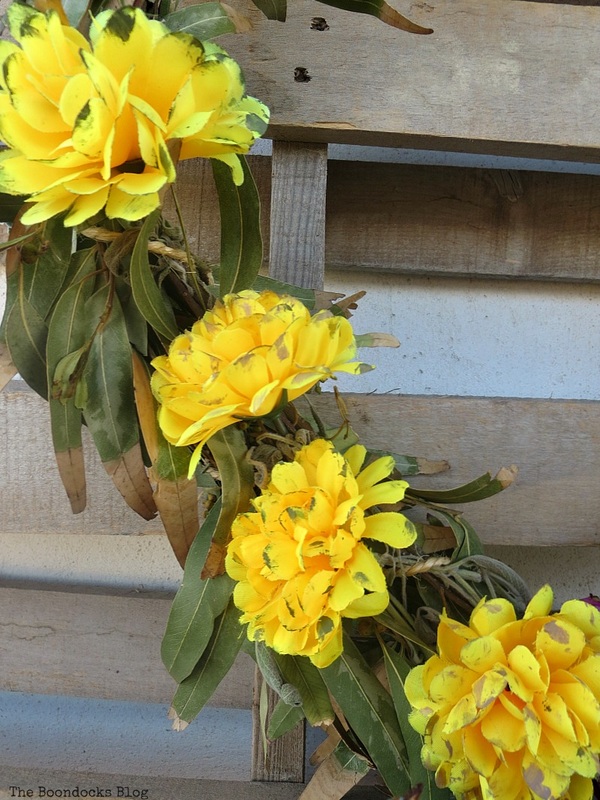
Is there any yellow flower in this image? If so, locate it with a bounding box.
[151,290,373,476]
[225,438,416,667]
[406,586,600,800]
[0,4,268,226]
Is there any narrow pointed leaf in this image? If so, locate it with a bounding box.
[161,500,236,682]
[130,209,178,342]
[82,282,156,519]
[320,633,411,798]
[46,248,97,513]
[382,644,446,800]
[277,655,335,726]
[426,507,484,561]
[212,157,263,297]
[203,426,254,578]
[316,0,433,33]
[21,215,73,321]
[132,351,199,565]
[170,598,245,725]
[163,3,239,38]
[267,699,305,741]
[5,292,48,399]
[407,467,517,504]
[250,0,286,20]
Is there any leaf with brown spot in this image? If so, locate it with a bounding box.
[299,740,370,800]
[315,0,433,33]
[132,350,199,564]
[104,442,157,520]
[419,523,457,554]
[82,281,156,520]
[0,342,17,391]
[154,472,200,568]
[55,449,86,514]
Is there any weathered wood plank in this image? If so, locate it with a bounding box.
[325,162,600,282]
[251,143,327,784]
[269,142,328,289]
[173,157,600,283]
[310,393,600,548]
[4,386,600,546]
[0,586,254,706]
[222,0,600,160]
[0,383,163,535]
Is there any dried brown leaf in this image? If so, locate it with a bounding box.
[0,342,17,392]
[415,457,450,476]
[201,541,227,579]
[421,523,456,554]
[103,442,157,520]
[495,464,518,489]
[55,447,87,514]
[131,350,158,463]
[153,475,200,568]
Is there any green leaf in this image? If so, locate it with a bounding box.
[0,193,25,224]
[206,425,254,552]
[277,655,335,726]
[315,0,432,33]
[426,507,484,561]
[161,500,236,682]
[170,598,245,725]
[130,209,178,342]
[21,215,73,321]
[382,644,445,800]
[82,282,139,462]
[250,0,286,20]
[251,274,316,308]
[407,469,515,504]
[115,278,148,357]
[320,633,411,798]
[5,292,48,399]
[162,3,237,39]
[212,156,263,297]
[46,249,98,513]
[267,698,305,741]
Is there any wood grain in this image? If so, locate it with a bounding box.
[0,586,254,706]
[269,142,328,289]
[221,0,600,160]
[4,385,600,546]
[173,157,600,283]
[309,393,600,547]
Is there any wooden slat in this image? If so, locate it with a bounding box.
[310,393,600,548]
[0,586,254,706]
[222,0,600,160]
[251,142,328,784]
[4,386,600,546]
[269,142,328,288]
[0,384,163,535]
[173,157,600,283]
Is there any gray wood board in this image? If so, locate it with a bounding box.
[172,158,600,283]
[0,586,254,706]
[4,386,600,545]
[221,0,600,160]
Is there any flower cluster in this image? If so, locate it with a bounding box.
[225,439,416,667]
[406,586,600,800]
[0,4,268,225]
[151,290,372,475]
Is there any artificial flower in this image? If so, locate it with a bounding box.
[0,4,268,225]
[406,585,600,800]
[151,290,373,476]
[225,438,416,667]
